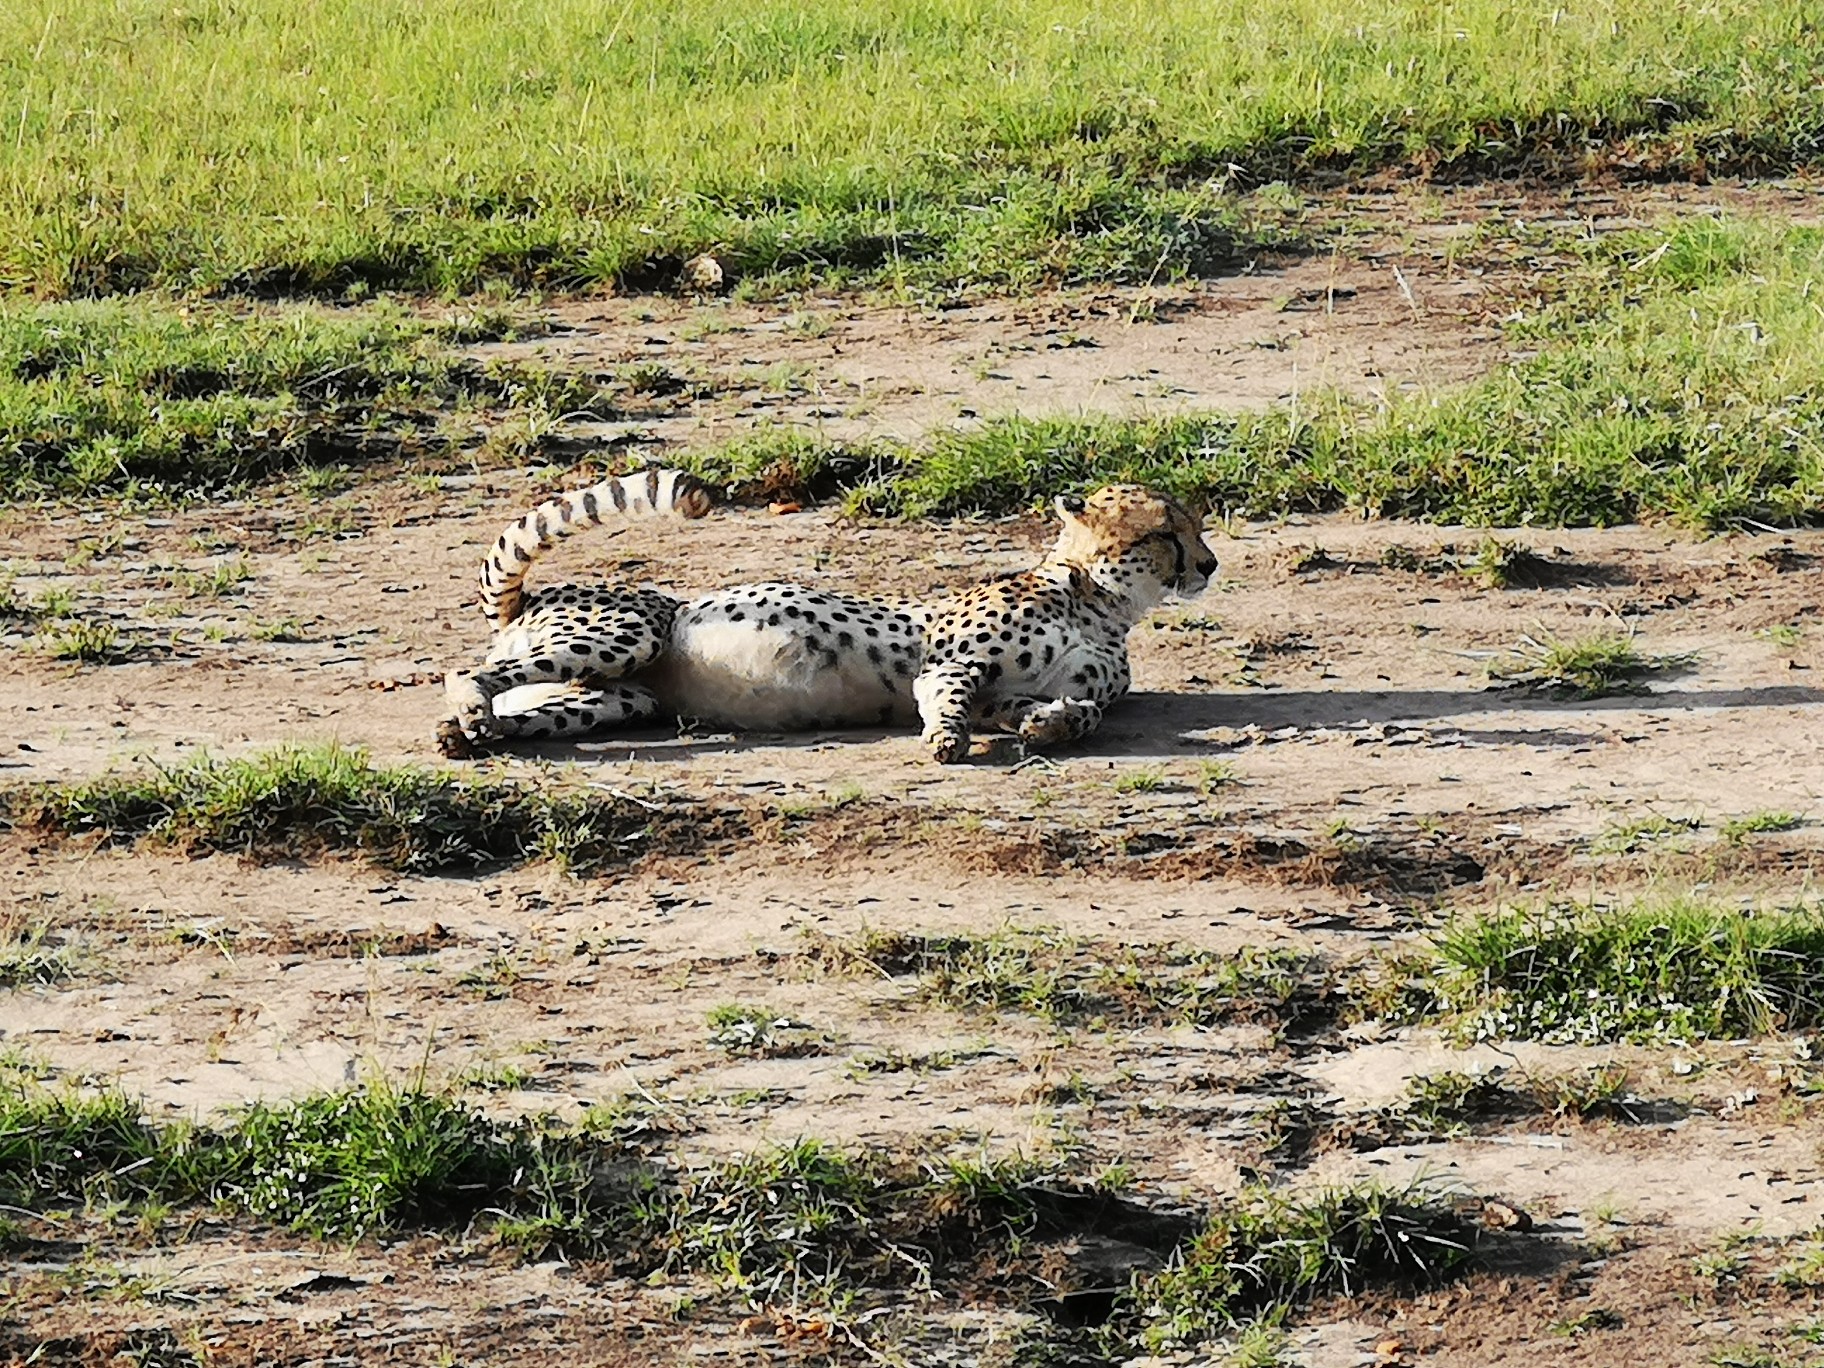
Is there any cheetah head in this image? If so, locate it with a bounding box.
[1050,485,1218,608]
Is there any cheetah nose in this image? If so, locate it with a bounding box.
[1195,556,1218,579]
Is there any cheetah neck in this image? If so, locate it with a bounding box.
[1035,556,1163,622]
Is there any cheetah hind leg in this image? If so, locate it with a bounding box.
[489,681,663,740]
[976,695,1105,749]
[444,609,669,746]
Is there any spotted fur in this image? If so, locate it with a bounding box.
[440,476,1217,762]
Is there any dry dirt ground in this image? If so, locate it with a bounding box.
[3,185,1823,1366]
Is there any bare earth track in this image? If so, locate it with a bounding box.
[4,185,1824,1366]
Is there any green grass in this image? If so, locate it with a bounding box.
[6,0,1824,297]
[689,219,1824,530]
[646,1139,1072,1294]
[1464,537,1553,589]
[1111,769,1166,795]
[1720,810,1804,844]
[820,927,1332,1030]
[4,578,147,663]
[0,1077,1108,1299]
[158,557,254,600]
[1385,1064,1637,1138]
[1197,760,1239,793]
[833,909,1824,1044]
[1120,1184,1476,1349]
[11,218,1824,529]
[1405,901,1824,1043]
[704,1002,828,1058]
[0,298,606,497]
[1495,632,1694,696]
[1588,813,1703,855]
[7,741,706,874]
[0,1078,598,1242]
[30,616,135,663]
[213,1086,578,1239]
[0,1086,195,1207]
[0,1073,1482,1347]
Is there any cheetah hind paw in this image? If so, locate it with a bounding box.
[435,718,481,759]
[443,670,499,739]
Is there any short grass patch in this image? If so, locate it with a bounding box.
[213,1086,580,1240]
[1401,900,1824,1043]
[1374,1063,1642,1141]
[0,299,607,498]
[1720,811,1805,844]
[28,616,140,664]
[6,742,717,874]
[1463,538,1555,590]
[0,1086,189,1208]
[816,926,1334,1032]
[0,922,98,987]
[0,1078,1166,1312]
[1588,813,1704,856]
[4,584,149,663]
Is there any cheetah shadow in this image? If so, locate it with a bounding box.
[1076,683,1824,758]
[493,683,1824,765]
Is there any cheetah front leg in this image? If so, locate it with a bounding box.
[913,661,983,764]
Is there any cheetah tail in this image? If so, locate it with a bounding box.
[478,468,713,627]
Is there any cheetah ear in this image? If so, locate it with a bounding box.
[1054,494,1087,520]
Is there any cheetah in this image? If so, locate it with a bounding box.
[438,468,1217,763]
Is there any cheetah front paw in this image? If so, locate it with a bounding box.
[922,726,970,765]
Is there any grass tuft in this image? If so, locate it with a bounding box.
[0,1078,1140,1308]
[8,742,704,874]
[0,1087,182,1206]
[1720,811,1804,844]
[1123,1184,1476,1349]
[30,616,135,663]
[705,1003,828,1058]
[0,1072,1517,1349]
[214,1085,573,1240]
[1382,1064,1639,1139]
[1406,901,1824,1043]
[1495,631,1694,697]
[0,922,97,987]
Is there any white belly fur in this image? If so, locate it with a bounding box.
[647,617,917,728]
